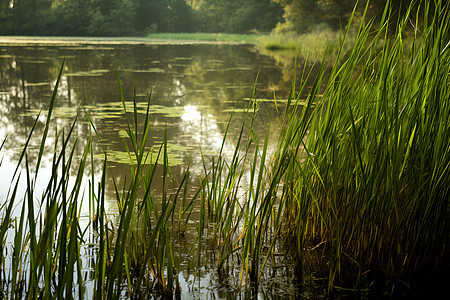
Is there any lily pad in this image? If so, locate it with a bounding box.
[91,101,209,118]
[98,143,189,166]
[20,107,78,118]
[65,69,110,77]
[26,82,51,87]
[122,68,165,73]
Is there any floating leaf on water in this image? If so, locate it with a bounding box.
[242,97,309,105]
[19,110,40,117]
[118,130,128,138]
[20,59,49,64]
[62,46,115,51]
[243,97,289,103]
[94,111,125,118]
[174,57,192,61]
[26,82,51,87]
[224,85,247,89]
[224,67,253,71]
[95,101,210,118]
[207,59,224,64]
[122,68,165,73]
[172,64,189,68]
[151,105,186,118]
[19,106,78,118]
[82,105,98,110]
[65,69,110,77]
[98,143,186,166]
[222,108,249,113]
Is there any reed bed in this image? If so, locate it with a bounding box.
[258,28,343,64]
[0,0,448,298]
[276,0,450,293]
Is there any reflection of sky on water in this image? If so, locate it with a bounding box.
[0,39,293,231]
[182,104,201,121]
[0,153,103,222]
[181,104,224,152]
[0,39,306,298]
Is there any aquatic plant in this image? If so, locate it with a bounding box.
[277,0,450,293]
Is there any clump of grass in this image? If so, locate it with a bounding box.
[258,27,344,63]
[277,0,450,292]
[88,70,203,298]
[0,60,89,298]
[0,62,198,298]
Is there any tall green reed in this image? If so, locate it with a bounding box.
[86,70,206,298]
[0,61,202,298]
[277,0,450,291]
[0,60,92,299]
[195,76,293,291]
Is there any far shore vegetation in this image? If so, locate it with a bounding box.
[1,0,418,64]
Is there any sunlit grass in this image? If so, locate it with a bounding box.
[257,27,345,63]
[276,0,450,292]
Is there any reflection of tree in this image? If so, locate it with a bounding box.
[0,46,99,174]
[1,41,294,185]
[255,46,329,101]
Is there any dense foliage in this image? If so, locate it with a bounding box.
[273,0,410,33]
[0,0,282,35]
[0,0,400,36]
[0,0,198,35]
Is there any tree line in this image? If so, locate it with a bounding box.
[0,0,400,36]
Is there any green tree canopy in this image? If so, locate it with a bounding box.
[194,0,283,33]
[273,0,411,33]
[0,0,283,35]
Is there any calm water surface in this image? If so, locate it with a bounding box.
[0,37,323,298]
[0,37,302,206]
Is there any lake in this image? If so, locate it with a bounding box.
[0,37,322,298]
[0,37,301,187]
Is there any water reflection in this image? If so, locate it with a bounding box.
[0,38,318,298]
[0,39,301,177]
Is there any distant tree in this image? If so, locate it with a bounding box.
[87,0,136,36]
[0,0,13,19]
[165,0,198,32]
[48,0,92,35]
[1,0,282,36]
[193,0,282,33]
[0,0,15,34]
[273,0,357,33]
[273,0,411,34]
[226,0,283,33]
[134,0,166,33]
[133,0,198,34]
[0,0,52,34]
